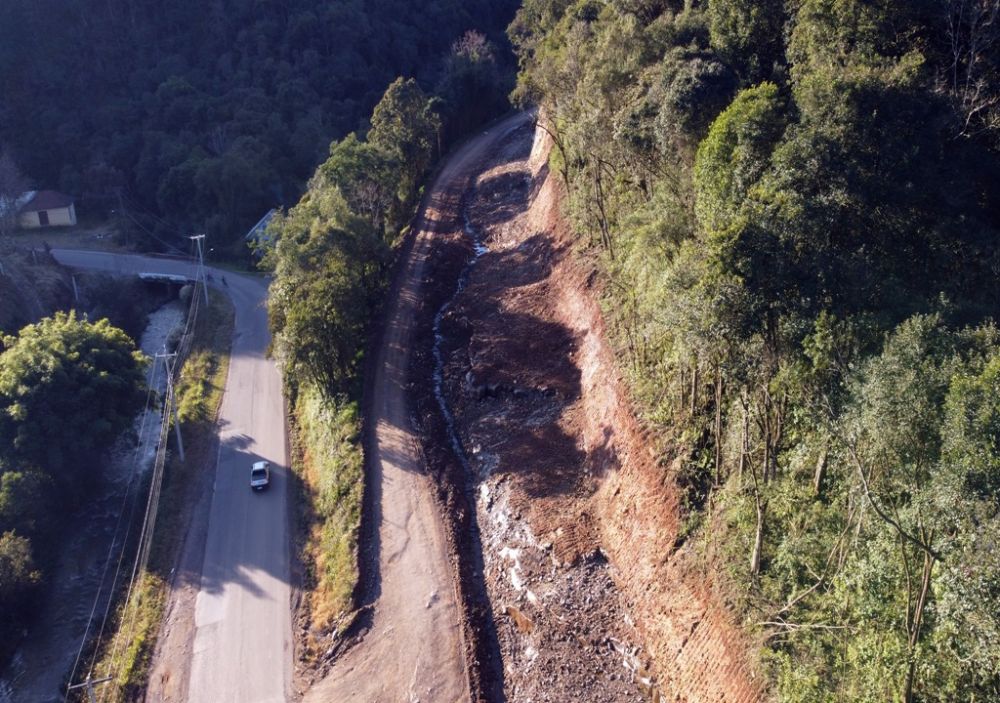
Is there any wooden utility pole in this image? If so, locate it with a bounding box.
[66,675,113,703]
[189,233,208,304]
[156,351,184,462]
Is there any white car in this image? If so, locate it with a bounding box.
[250,461,270,491]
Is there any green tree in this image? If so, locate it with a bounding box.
[368,78,442,201]
[0,470,51,537]
[0,312,147,491]
[0,531,39,609]
[655,47,737,145]
[319,134,400,238]
[267,186,387,393]
[435,31,509,141]
[926,350,1000,698]
[694,81,786,237]
[707,0,785,83]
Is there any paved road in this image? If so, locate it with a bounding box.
[304,113,531,703]
[52,250,292,703]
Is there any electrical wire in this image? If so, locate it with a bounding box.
[97,278,204,694]
[86,359,163,678]
[65,268,206,700]
[63,359,161,701]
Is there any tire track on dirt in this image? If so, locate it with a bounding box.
[303,113,531,703]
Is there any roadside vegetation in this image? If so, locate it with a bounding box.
[90,288,234,701]
[0,312,147,665]
[510,0,1000,700]
[264,32,514,645]
[291,387,363,642]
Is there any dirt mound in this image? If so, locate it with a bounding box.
[413,120,763,702]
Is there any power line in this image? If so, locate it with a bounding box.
[67,676,113,703]
[63,361,161,701]
[90,267,206,697]
[189,235,208,305]
[97,382,174,699]
[113,191,192,254]
[118,191,190,238]
[119,208,183,255]
[67,253,208,700]
[85,361,163,678]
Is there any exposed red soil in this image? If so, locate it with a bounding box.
[411,120,764,702]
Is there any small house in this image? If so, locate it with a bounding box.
[18,190,77,228]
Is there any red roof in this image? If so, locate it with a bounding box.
[20,190,74,212]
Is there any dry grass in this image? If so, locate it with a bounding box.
[290,384,364,648]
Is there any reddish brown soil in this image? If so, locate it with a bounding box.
[410,120,764,702]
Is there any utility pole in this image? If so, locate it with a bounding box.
[188,233,208,304]
[156,351,184,462]
[67,675,113,703]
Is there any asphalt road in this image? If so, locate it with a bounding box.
[52,250,292,703]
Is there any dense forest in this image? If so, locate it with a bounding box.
[0,0,518,254]
[3,0,998,698]
[509,0,1000,700]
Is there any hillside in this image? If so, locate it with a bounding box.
[508,0,1000,700]
[0,247,72,334]
[0,0,520,253]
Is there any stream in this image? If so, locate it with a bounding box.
[0,300,185,703]
[432,207,489,471]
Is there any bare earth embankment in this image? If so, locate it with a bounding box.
[411,121,764,701]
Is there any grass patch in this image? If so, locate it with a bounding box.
[289,382,364,654]
[8,223,126,253]
[85,289,234,702]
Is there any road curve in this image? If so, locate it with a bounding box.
[304,112,532,703]
[51,250,292,703]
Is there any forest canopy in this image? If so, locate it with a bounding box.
[0,0,519,253]
[509,0,1000,699]
[0,312,147,654]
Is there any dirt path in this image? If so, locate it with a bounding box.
[303,113,532,703]
[420,119,651,702]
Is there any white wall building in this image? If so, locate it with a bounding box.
[17,190,77,228]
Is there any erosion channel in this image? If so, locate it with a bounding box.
[405,116,652,702]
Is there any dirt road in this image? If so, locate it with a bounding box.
[51,251,292,703]
[304,114,532,703]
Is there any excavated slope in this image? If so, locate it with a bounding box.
[428,122,763,702]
